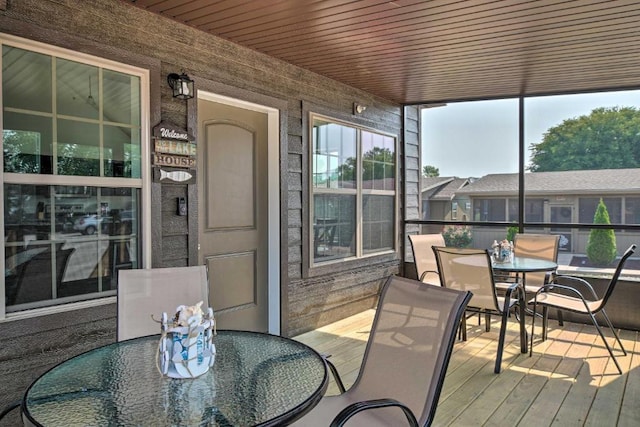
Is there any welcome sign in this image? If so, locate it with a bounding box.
[152,121,197,182]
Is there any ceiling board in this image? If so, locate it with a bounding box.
[126,0,640,103]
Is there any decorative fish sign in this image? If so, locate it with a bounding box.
[160,169,193,182]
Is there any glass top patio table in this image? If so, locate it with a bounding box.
[491,256,558,273]
[22,330,328,426]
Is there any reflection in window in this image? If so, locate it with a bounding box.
[2,45,142,177]
[362,131,395,190]
[363,195,394,254]
[313,194,356,260]
[3,184,139,311]
[2,41,144,313]
[312,120,356,189]
[2,129,42,174]
[311,115,396,264]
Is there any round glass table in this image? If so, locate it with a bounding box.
[491,256,558,274]
[22,330,328,426]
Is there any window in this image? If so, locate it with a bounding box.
[625,197,640,224]
[579,197,622,224]
[311,115,396,264]
[474,199,506,221]
[2,36,147,314]
[451,201,458,219]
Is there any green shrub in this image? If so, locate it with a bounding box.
[506,225,518,243]
[442,225,473,248]
[586,198,617,266]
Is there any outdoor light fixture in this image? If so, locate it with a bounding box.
[167,72,194,100]
[353,102,366,115]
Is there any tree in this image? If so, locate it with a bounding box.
[336,147,394,183]
[586,198,617,266]
[422,165,439,177]
[529,106,640,172]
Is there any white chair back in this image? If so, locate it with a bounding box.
[117,266,209,341]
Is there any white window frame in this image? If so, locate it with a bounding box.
[309,113,398,266]
[0,34,151,321]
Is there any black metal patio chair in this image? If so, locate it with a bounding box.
[530,244,636,374]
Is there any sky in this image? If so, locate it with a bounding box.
[421,90,640,178]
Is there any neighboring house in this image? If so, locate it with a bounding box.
[423,169,640,252]
[420,177,471,232]
[422,177,472,221]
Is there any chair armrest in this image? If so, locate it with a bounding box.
[499,281,519,313]
[322,354,346,394]
[330,398,419,427]
[418,270,439,281]
[549,275,598,300]
[543,270,556,284]
[532,283,593,312]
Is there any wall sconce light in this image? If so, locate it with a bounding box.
[167,72,194,100]
[353,102,367,115]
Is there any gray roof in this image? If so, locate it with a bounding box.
[455,168,640,196]
[421,177,454,191]
[429,178,470,201]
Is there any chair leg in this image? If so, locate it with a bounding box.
[557,309,564,326]
[589,312,623,374]
[530,301,537,357]
[542,306,549,341]
[600,309,627,356]
[485,311,491,332]
[460,314,468,341]
[494,311,509,373]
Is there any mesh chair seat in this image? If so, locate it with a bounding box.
[533,293,601,313]
[294,276,471,427]
[408,234,445,286]
[495,295,518,312]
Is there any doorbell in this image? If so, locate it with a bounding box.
[177,197,187,216]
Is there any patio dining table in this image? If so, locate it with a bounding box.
[491,256,558,276]
[21,330,328,426]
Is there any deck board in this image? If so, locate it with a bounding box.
[294,308,640,426]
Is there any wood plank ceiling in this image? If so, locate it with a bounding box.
[126,0,640,104]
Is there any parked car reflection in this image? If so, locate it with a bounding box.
[72,211,134,235]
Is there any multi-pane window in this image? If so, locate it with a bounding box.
[625,197,640,224]
[311,116,396,263]
[474,199,506,221]
[579,197,622,224]
[2,39,145,313]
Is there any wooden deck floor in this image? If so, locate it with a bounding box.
[294,310,640,426]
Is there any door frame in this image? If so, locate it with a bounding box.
[196,90,281,334]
